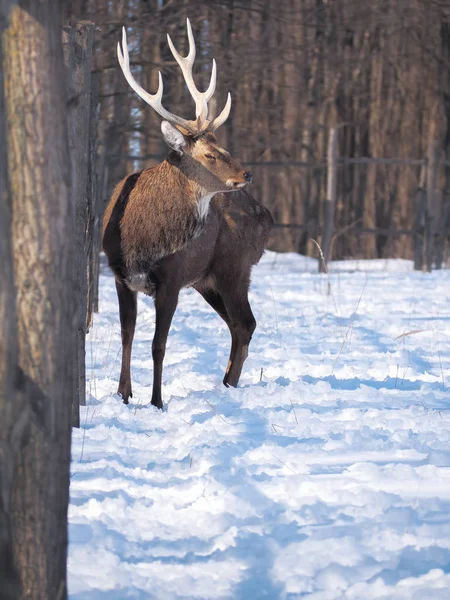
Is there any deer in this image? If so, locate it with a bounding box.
[102,20,273,410]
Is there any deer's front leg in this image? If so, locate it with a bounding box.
[151,284,179,409]
[116,279,137,404]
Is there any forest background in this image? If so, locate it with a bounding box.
[69,0,450,260]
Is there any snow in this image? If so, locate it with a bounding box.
[69,251,450,599]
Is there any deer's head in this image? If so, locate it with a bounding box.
[160,125,252,193]
[117,19,252,194]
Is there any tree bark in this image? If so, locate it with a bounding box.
[0,3,24,597]
[87,71,102,322]
[414,164,427,270]
[63,21,94,427]
[426,137,441,271]
[3,1,76,598]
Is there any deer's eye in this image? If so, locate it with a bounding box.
[205,154,216,161]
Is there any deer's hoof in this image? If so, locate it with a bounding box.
[118,387,132,405]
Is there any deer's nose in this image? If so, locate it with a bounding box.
[244,171,253,184]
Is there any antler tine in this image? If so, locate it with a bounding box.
[167,18,217,127]
[186,18,217,103]
[117,27,197,135]
[208,92,232,132]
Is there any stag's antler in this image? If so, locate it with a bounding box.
[117,19,231,135]
[166,19,216,127]
[117,28,197,135]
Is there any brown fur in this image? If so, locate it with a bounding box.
[102,131,273,409]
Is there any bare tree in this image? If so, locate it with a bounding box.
[3,1,76,597]
[63,21,95,427]
[0,3,22,596]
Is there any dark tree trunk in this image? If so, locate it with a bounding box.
[63,21,94,427]
[0,3,22,597]
[3,1,76,598]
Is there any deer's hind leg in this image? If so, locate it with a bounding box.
[195,286,238,386]
[219,279,256,388]
[116,279,137,404]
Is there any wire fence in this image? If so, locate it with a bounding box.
[114,133,450,272]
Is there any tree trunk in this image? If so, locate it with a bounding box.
[63,21,94,427]
[426,137,441,271]
[87,71,102,322]
[0,4,23,597]
[414,164,427,270]
[3,2,76,598]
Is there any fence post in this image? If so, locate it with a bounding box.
[63,21,95,427]
[434,187,445,269]
[425,138,441,271]
[320,126,338,273]
[414,164,427,270]
[86,71,102,328]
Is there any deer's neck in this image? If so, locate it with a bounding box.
[165,154,220,221]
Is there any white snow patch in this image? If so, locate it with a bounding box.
[69,251,450,599]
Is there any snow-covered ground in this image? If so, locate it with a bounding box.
[69,252,450,599]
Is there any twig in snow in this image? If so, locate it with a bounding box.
[438,347,445,390]
[179,378,189,395]
[310,238,328,276]
[290,399,299,424]
[204,398,228,423]
[272,454,297,474]
[80,405,89,463]
[102,322,116,367]
[270,252,279,270]
[310,238,339,314]
[269,283,280,340]
[272,423,285,433]
[394,329,427,340]
[89,327,98,403]
[331,278,367,375]
[134,398,142,415]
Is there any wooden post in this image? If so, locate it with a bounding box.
[86,71,102,329]
[63,22,94,427]
[414,164,427,270]
[425,138,441,271]
[320,127,337,272]
[435,188,445,269]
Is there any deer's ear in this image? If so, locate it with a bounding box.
[161,121,187,154]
